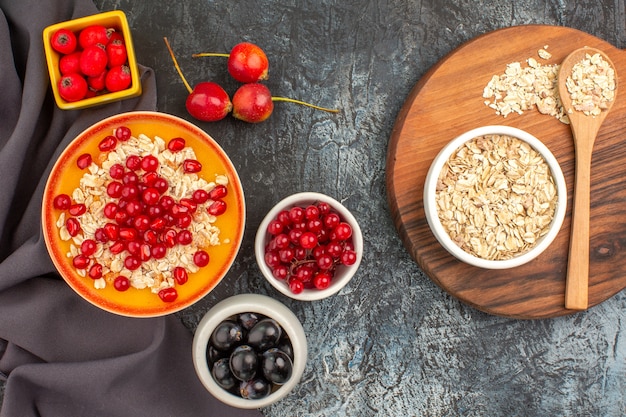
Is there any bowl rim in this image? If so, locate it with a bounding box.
[192,293,308,409]
[42,10,142,110]
[254,192,363,300]
[423,125,567,269]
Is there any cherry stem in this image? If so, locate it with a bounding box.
[163,37,193,94]
[192,52,230,58]
[271,96,340,113]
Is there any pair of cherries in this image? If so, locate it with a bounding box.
[164,38,338,123]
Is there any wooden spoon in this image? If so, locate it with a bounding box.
[558,47,618,310]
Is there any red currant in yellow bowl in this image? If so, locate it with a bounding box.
[42,111,245,317]
[255,192,363,301]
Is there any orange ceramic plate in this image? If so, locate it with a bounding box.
[42,111,246,317]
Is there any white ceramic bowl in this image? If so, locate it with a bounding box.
[255,192,363,301]
[192,294,307,409]
[424,125,567,269]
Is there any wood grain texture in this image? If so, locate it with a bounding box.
[386,25,626,319]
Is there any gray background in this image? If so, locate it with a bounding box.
[4,0,625,415]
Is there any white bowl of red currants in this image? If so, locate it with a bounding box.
[255,192,363,301]
[192,293,307,409]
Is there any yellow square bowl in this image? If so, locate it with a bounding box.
[43,10,142,110]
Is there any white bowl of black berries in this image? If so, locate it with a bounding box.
[192,293,307,409]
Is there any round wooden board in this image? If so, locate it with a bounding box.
[386,25,626,319]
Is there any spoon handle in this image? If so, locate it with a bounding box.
[565,138,593,310]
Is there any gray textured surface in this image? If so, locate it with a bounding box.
[6,0,626,415]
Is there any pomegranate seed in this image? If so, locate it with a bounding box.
[125,155,141,170]
[142,187,160,206]
[192,189,209,204]
[162,228,177,248]
[208,200,227,216]
[115,126,131,141]
[180,198,197,213]
[140,155,159,172]
[53,194,72,210]
[103,223,119,240]
[114,275,130,291]
[153,178,169,194]
[72,254,90,269]
[66,218,81,236]
[127,240,141,256]
[80,239,97,256]
[193,250,210,267]
[88,263,103,279]
[119,227,138,241]
[138,243,151,262]
[159,195,175,211]
[103,202,118,219]
[124,255,141,270]
[120,184,139,201]
[98,135,118,152]
[68,203,86,216]
[109,163,125,179]
[167,137,185,152]
[77,153,92,169]
[114,210,129,225]
[176,213,192,229]
[107,181,123,198]
[158,287,178,303]
[109,240,126,254]
[149,217,166,231]
[146,205,163,218]
[209,184,228,200]
[170,203,190,218]
[173,266,188,285]
[122,171,139,185]
[151,243,166,259]
[142,171,159,186]
[133,214,150,231]
[176,230,193,245]
[125,200,143,216]
[183,159,202,173]
[143,229,158,245]
[94,228,108,242]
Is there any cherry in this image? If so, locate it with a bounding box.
[163,37,232,122]
[192,42,269,83]
[232,83,339,123]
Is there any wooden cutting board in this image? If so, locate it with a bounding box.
[386,25,626,319]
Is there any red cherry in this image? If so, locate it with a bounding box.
[192,42,269,83]
[231,83,274,123]
[185,82,232,122]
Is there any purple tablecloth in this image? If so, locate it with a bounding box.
[0,0,262,415]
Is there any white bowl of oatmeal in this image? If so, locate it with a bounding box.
[424,125,567,269]
[42,111,246,316]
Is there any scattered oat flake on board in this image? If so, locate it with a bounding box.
[482,47,569,124]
